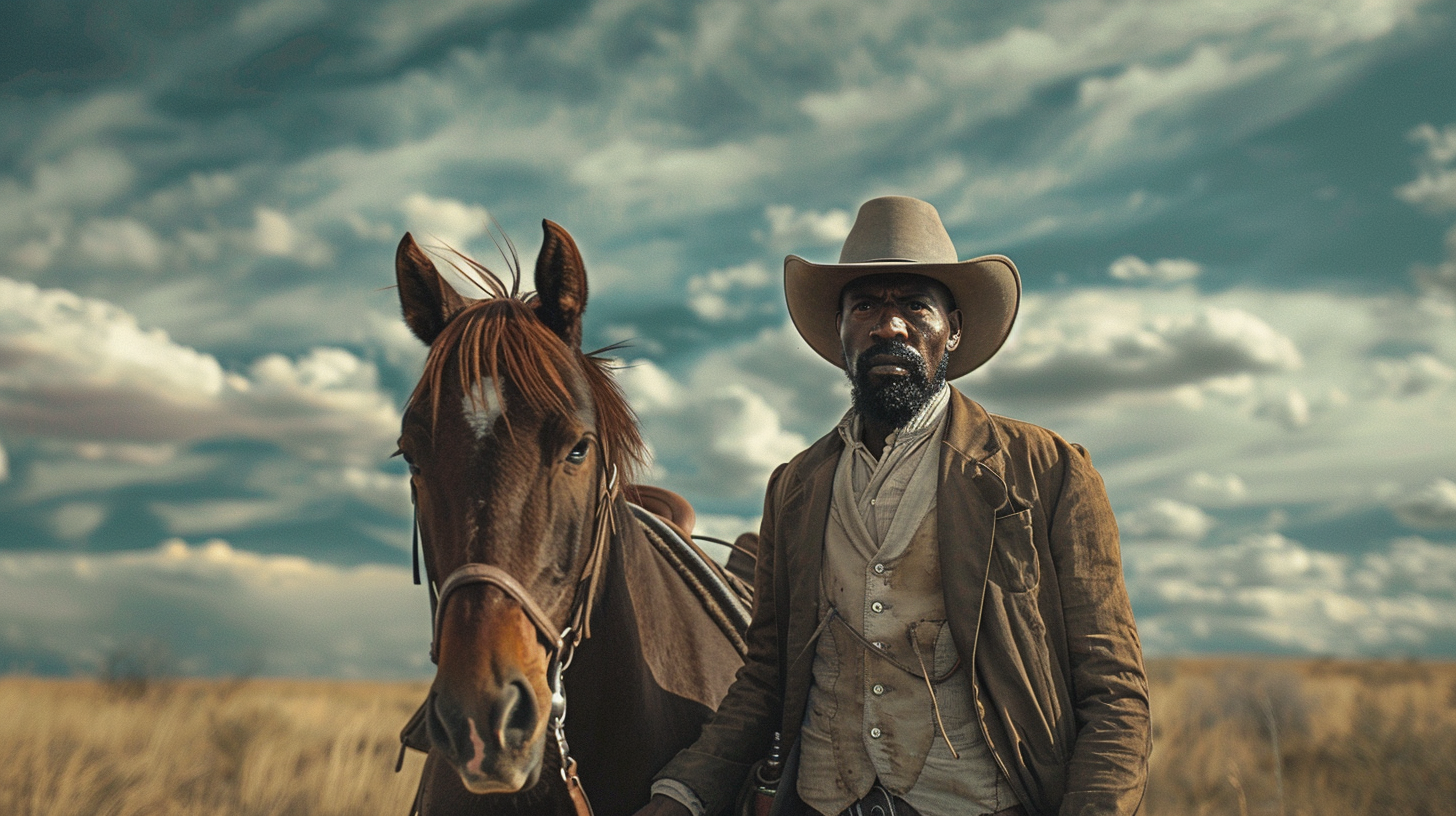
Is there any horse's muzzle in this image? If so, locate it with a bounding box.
[427,674,546,794]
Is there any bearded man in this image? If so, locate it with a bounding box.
[637,196,1150,816]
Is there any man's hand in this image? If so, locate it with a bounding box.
[631,794,692,816]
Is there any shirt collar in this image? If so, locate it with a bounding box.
[836,383,951,452]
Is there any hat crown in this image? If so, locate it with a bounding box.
[838,196,959,265]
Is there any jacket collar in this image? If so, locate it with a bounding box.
[942,386,1005,468]
[789,386,1007,494]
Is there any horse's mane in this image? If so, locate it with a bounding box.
[408,288,646,485]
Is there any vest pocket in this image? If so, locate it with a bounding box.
[991,508,1039,593]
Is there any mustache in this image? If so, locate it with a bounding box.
[853,340,925,376]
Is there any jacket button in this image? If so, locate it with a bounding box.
[873,563,885,574]
[872,684,885,695]
[871,601,884,613]
[869,727,882,738]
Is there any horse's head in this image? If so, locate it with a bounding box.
[394,221,642,794]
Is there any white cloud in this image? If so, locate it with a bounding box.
[1256,387,1312,429]
[612,359,685,411]
[1075,45,1284,154]
[1396,169,1456,213]
[1108,254,1202,283]
[1357,536,1456,595]
[1391,478,1456,529]
[615,358,809,501]
[1121,498,1214,540]
[569,136,786,217]
[968,291,1302,399]
[75,442,178,466]
[686,261,773,321]
[0,540,431,677]
[798,74,938,130]
[758,205,854,252]
[151,499,300,535]
[399,192,490,251]
[77,217,165,269]
[1396,122,1456,212]
[30,148,137,209]
[0,278,399,466]
[252,207,331,266]
[49,502,106,542]
[1128,532,1456,655]
[1369,352,1456,397]
[10,224,66,271]
[1183,471,1248,505]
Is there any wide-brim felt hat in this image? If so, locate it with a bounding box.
[784,195,1021,380]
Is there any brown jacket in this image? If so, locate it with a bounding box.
[656,389,1151,816]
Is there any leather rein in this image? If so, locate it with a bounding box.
[410,456,619,816]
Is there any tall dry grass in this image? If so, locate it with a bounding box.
[3,659,1455,815]
[0,676,429,816]
[1145,658,1456,816]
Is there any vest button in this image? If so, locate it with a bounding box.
[873,563,885,575]
[872,684,885,695]
[872,641,886,650]
[869,727,882,738]
[871,601,884,613]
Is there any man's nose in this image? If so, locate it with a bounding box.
[870,311,910,341]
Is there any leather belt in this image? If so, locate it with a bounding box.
[838,787,1027,816]
[838,786,918,816]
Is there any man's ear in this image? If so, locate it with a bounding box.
[396,233,469,345]
[945,308,963,352]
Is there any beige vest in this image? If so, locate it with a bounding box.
[797,412,1010,816]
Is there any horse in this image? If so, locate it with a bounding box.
[390,220,753,816]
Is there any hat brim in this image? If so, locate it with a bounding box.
[784,255,1021,380]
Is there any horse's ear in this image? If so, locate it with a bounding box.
[534,219,587,349]
[396,233,468,345]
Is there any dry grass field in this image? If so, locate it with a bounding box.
[3,658,1455,816]
[1145,658,1456,816]
[0,676,431,816]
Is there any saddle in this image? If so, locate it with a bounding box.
[624,484,758,597]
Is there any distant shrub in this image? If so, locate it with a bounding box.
[99,638,176,700]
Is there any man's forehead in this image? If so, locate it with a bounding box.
[840,273,954,304]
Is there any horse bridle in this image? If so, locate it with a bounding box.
[410,454,618,814]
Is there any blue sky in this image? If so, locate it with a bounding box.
[2,0,1455,677]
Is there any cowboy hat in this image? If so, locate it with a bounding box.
[784,195,1020,380]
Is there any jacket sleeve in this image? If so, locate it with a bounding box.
[653,463,789,815]
[1048,442,1151,816]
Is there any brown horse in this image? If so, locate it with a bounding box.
[392,221,750,816]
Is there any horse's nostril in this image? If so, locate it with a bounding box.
[427,693,463,756]
[494,677,538,751]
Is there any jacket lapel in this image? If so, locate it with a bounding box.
[778,432,840,743]
[937,390,1010,667]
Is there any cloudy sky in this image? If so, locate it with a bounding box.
[2,0,1455,677]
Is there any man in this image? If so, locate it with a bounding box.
[637,196,1150,816]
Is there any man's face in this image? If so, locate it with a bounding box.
[837,273,962,429]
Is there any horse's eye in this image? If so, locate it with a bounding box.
[566,439,591,465]
[394,448,421,476]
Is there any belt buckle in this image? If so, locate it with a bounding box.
[862,785,897,816]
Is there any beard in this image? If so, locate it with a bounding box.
[847,339,949,430]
